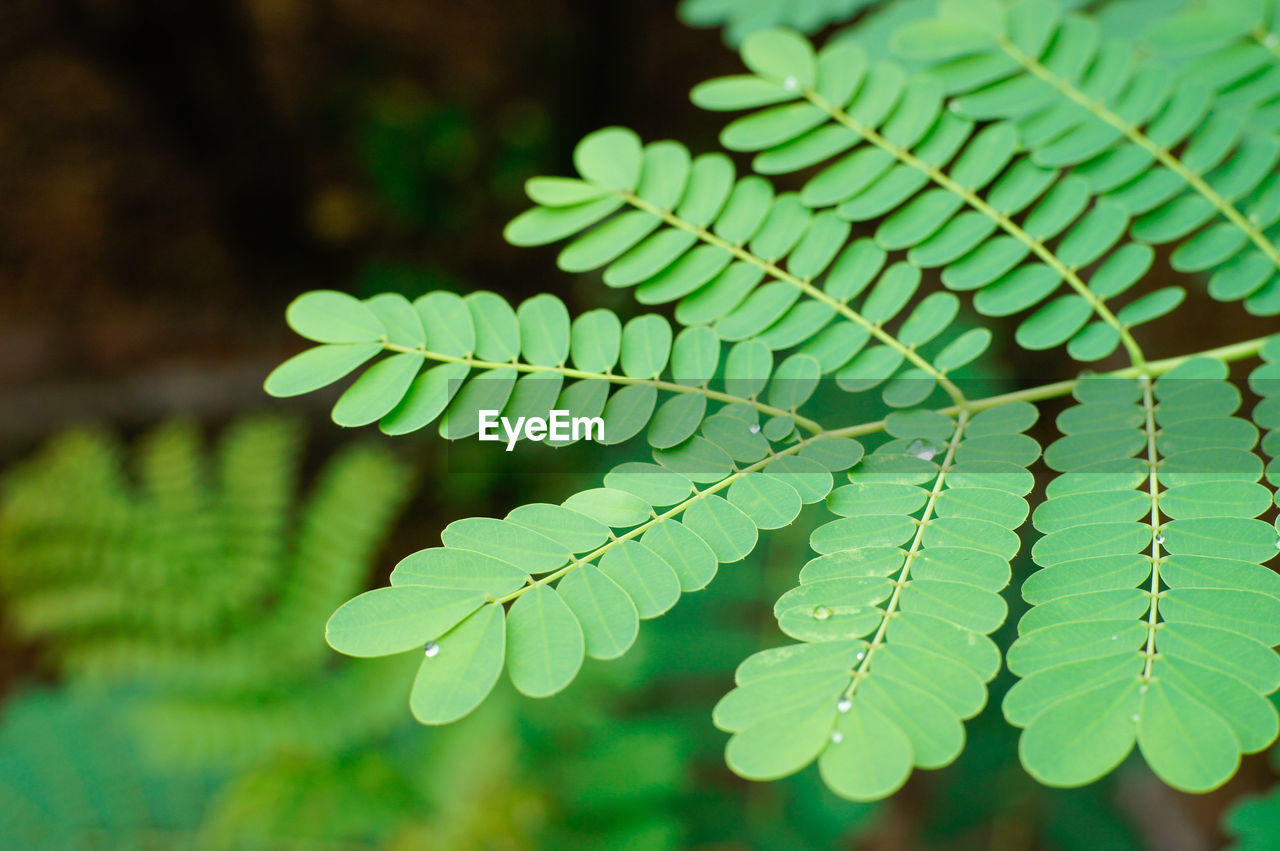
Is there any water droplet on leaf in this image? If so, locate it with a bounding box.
[782,75,799,91]
[812,605,832,621]
[748,423,761,434]
[830,731,843,744]
[906,439,937,461]
[1154,533,1165,545]
[423,641,440,658]
[837,698,852,713]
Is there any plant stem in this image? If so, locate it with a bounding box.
[619,192,969,405]
[803,88,1147,370]
[380,341,825,434]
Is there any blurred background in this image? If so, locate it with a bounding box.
[1,1,1277,848]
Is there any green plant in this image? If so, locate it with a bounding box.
[0,416,417,766]
[267,0,1280,806]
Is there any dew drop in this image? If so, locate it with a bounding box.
[1154,533,1165,546]
[906,439,937,461]
[1266,33,1279,48]
[782,75,799,91]
[1110,635,1118,641]
[837,698,852,713]
[748,423,762,434]
[1139,684,1149,695]
[423,641,441,658]
[813,605,832,621]
[855,651,865,660]
[830,731,844,744]
[947,99,960,112]
[1131,713,1140,723]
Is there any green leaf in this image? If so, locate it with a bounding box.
[642,519,719,591]
[440,517,569,574]
[438,367,516,439]
[525,176,609,206]
[365,292,425,347]
[264,343,382,397]
[683,494,759,562]
[570,309,622,372]
[390,547,528,596]
[728,473,802,529]
[505,585,584,697]
[599,540,682,618]
[741,28,817,88]
[604,462,694,506]
[506,503,610,554]
[332,352,423,427]
[1137,680,1240,793]
[818,700,914,801]
[892,19,999,60]
[517,294,570,366]
[600,383,658,445]
[573,126,643,191]
[465,291,520,362]
[410,603,506,724]
[326,585,486,658]
[504,195,624,246]
[556,565,640,660]
[415,291,475,356]
[286,290,386,343]
[562,488,653,528]
[934,329,991,371]
[671,325,720,385]
[380,362,469,435]
[1019,679,1140,787]
[648,393,708,449]
[726,701,834,781]
[620,314,673,378]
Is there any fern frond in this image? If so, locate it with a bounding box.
[506,128,985,406]
[267,288,831,437]
[1006,362,1280,792]
[325,412,864,723]
[0,690,217,848]
[1143,0,1280,125]
[895,0,1280,316]
[716,401,1037,800]
[0,418,421,765]
[694,26,1182,364]
[136,656,417,768]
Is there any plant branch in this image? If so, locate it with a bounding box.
[618,191,970,405]
[803,88,1148,369]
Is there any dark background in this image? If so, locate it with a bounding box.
[1,1,1277,848]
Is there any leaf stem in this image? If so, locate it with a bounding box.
[619,191,969,405]
[1139,374,1163,683]
[998,35,1280,276]
[842,409,970,699]
[380,341,824,433]
[493,433,825,604]
[803,88,1147,370]
[829,332,1274,435]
